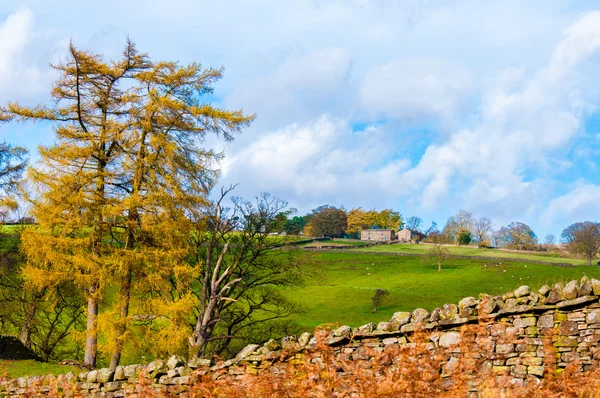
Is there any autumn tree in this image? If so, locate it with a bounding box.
[304,205,347,238]
[561,222,600,265]
[442,210,473,244]
[346,208,402,238]
[0,141,27,217]
[1,41,253,367]
[472,217,493,247]
[496,222,538,250]
[188,190,305,358]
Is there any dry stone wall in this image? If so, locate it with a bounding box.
[4,277,600,396]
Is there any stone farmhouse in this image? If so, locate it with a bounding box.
[360,229,395,242]
[397,225,426,242]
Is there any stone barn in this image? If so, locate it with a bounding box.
[360,229,395,242]
[397,225,426,242]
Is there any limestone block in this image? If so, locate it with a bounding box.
[356,322,376,334]
[528,365,544,377]
[514,286,531,298]
[547,284,564,304]
[377,322,393,332]
[412,308,430,323]
[513,317,536,328]
[439,303,459,320]
[86,370,98,383]
[496,343,514,354]
[587,310,600,324]
[591,279,600,295]
[563,281,579,300]
[167,355,186,370]
[559,320,579,336]
[188,357,212,368]
[390,311,411,326]
[538,285,551,296]
[299,332,312,346]
[459,296,478,309]
[96,368,115,383]
[113,366,126,381]
[580,276,593,296]
[439,332,461,348]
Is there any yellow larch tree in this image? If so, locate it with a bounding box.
[1,40,254,368]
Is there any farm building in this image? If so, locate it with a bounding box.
[360,229,396,242]
[397,225,426,242]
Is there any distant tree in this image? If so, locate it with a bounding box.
[442,210,474,244]
[406,216,423,232]
[497,222,538,250]
[544,234,556,246]
[305,205,347,238]
[491,230,503,248]
[458,230,472,246]
[371,289,389,313]
[425,221,439,236]
[561,222,600,265]
[0,141,27,195]
[284,215,306,235]
[472,217,493,247]
[427,235,450,272]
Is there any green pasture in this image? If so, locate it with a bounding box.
[0,360,80,379]
[283,251,600,331]
[353,243,586,265]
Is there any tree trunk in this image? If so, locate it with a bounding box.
[110,266,132,369]
[84,285,99,368]
[20,297,37,348]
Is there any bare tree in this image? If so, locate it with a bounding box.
[544,234,556,246]
[406,216,423,232]
[472,217,493,248]
[189,188,306,358]
[427,235,450,272]
[442,210,474,244]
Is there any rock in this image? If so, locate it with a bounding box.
[377,321,393,332]
[587,310,600,324]
[537,314,554,329]
[123,364,141,378]
[592,279,600,295]
[412,308,430,323]
[96,368,114,383]
[563,281,579,300]
[236,344,260,359]
[580,276,593,296]
[528,365,544,377]
[113,366,126,381]
[559,321,578,335]
[167,355,186,370]
[329,325,352,344]
[458,297,478,309]
[496,343,514,354]
[538,285,551,296]
[439,303,459,321]
[514,317,536,328]
[429,308,441,322]
[177,366,193,376]
[514,286,531,298]
[390,311,411,326]
[356,322,376,334]
[188,357,212,368]
[298,332,312,346]
[547,284,564,304]
[478,297,497,315]
[86,370,98,383]
[281,336,298,349]
[263,339,282,352]
[103,382,121,392]
[502,292,515,301]
[439,332,461,348]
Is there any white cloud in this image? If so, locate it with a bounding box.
[396,10,600,222]
[359,57,472,121]
[221,115,409,208]
[543,183,600,226]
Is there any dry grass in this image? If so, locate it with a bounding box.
[6,325,600,397]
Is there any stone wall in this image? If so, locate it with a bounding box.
[3,277,600,396]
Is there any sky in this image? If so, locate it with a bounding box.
[0,0,599,238]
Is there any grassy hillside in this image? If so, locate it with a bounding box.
[353,243,586,265]
[0,360,80,378]
[283,251,600,331]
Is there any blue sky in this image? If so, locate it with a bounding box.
[1,1,600,238]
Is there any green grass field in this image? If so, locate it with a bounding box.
[282,251,600,331]
[0,360,79,379]
[353,243,586,265]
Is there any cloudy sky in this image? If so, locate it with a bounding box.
[1,0,599,238]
